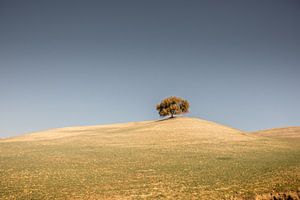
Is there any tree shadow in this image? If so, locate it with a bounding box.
[154,116,182,123]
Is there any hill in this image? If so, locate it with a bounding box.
[0,117,299,199]
[252,126,300,140]
[1,117,250,143]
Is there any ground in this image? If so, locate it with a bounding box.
[0,117,299,199]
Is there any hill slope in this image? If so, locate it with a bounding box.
[0,117,299,199]
[252,126,300,140]
[1,117,251,145]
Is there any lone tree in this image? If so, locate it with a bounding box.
[156,96,190,118]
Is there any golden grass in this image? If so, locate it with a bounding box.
[252,127,300,139]
[0,117,299,199]
[1,117,251,143]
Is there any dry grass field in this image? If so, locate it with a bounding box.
[252,127,300,140]
[0,117,299,199]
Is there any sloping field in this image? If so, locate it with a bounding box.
[252,127,300,140]
[0,117,299,199]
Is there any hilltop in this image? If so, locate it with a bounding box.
[1,117,251,143]
[252,126,300,140]
[0,117,299,199]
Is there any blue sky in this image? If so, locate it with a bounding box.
[0,0,299,137]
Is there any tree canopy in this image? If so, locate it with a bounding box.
[156,96,190,118]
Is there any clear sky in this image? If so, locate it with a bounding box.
[0,0,299,137]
